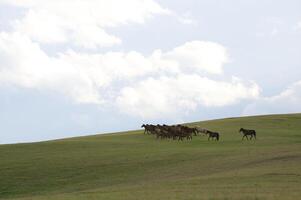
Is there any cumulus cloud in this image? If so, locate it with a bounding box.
[0,1,260,119]
[0,32,259,118]
[243,81,301,116]
[116,75,260,118]
[0,0,170,48]
[164,41,229,74]
[0,32,104,104]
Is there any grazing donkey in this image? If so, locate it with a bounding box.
[206,130,219,141]
[239,128,256,140]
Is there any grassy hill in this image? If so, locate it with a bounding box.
[0,114,301,200]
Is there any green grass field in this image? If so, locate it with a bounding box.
[0,114,301,200]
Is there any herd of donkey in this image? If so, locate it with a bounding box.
[141,124,257,141]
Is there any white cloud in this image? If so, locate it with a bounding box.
[164,41,229,74]
[243,81,301,116]
[0,31,258,118]
[0,0,170,48]
[0,32,104,104]
[0,0,256,120]
[117,75,260,118]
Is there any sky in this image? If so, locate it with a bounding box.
[0,0,300,144]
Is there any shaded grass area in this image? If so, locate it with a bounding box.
[0,114,301,200]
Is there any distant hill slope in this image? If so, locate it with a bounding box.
[0,114,301,200]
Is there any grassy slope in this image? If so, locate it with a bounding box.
[0,114,301,200]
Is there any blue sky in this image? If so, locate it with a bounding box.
[0,0,300,144]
